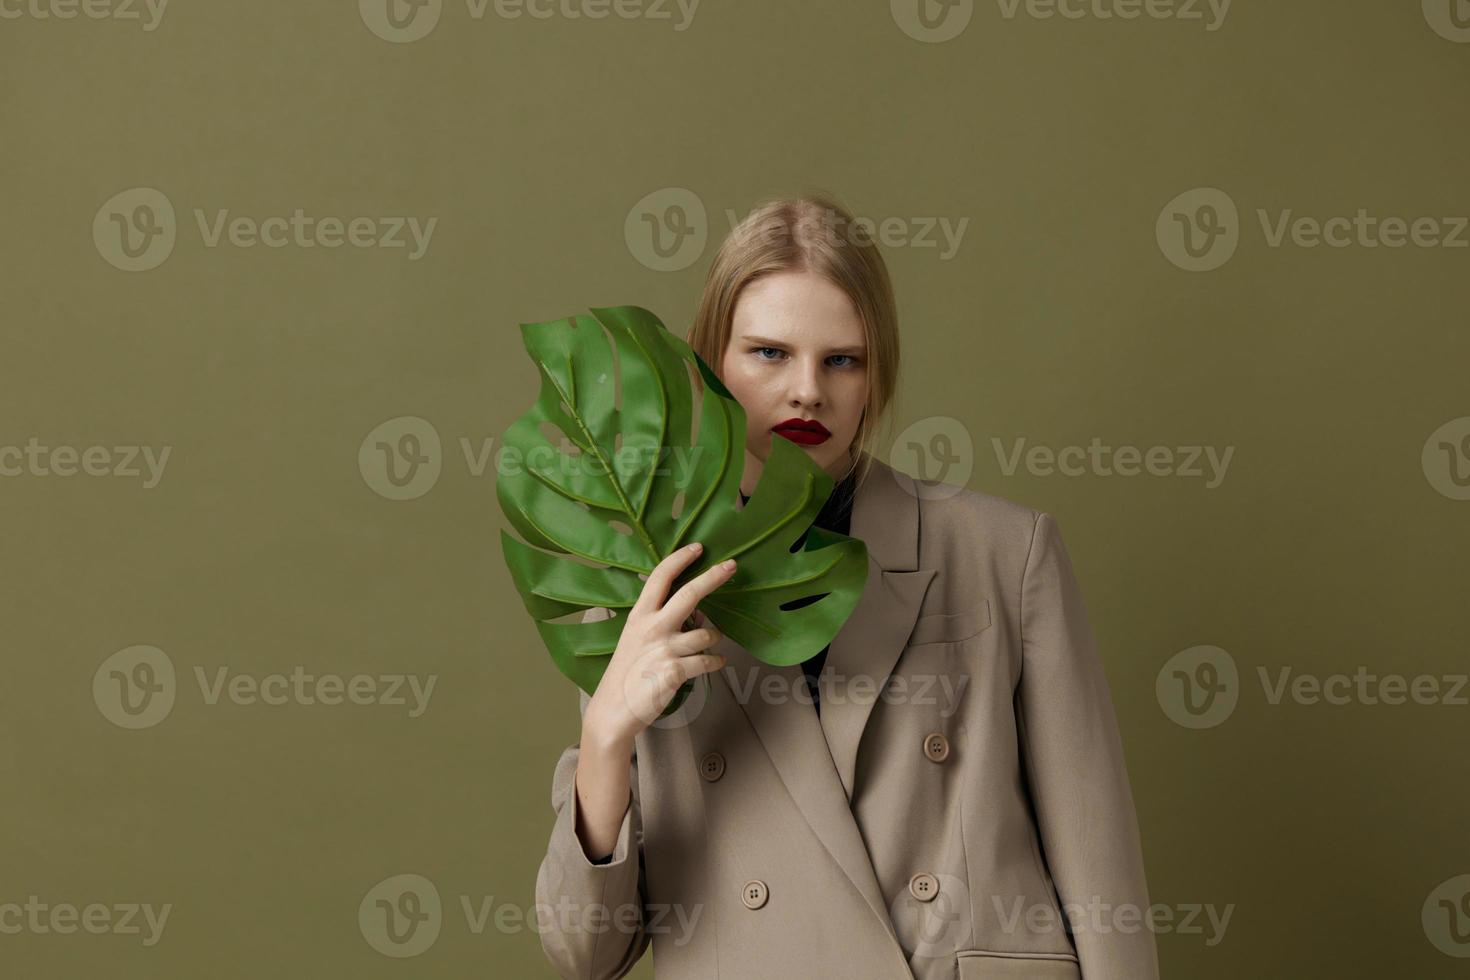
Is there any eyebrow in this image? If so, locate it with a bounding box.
[740,335,867,356]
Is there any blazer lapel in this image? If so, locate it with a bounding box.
[713,455,934,948]
[820,458,936,802]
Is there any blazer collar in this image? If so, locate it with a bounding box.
[713,453,935,959]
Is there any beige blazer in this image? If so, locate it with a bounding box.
[534,455,1159,980]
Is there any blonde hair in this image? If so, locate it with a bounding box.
[688,190,901,494]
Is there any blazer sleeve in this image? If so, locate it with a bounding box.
[534,608,652,980]
[1016,513,1160,980]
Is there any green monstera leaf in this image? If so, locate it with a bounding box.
[496,305,869,716]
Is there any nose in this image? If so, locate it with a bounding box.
[788,356,824,410]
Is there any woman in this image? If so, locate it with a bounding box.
[534,194,1159,980]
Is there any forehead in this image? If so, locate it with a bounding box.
[729,271,865,348]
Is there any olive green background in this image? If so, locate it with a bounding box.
[3,0,1468,976]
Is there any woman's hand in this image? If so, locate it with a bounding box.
[583,542,736,749]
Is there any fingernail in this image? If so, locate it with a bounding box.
[690,542,702,552]
[722,559,736,570]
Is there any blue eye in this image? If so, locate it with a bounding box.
[751,347,860,367]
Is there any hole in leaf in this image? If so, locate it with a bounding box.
[671,488,685,521]
[608,520,634,536]
[779,592,831,612]
[537,422,583,458]
[789,527,811,553]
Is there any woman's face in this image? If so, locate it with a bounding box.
[717,270,869,493]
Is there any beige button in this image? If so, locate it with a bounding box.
[699,751,726,782]
[923,732,951,763]
[741,879,768,910]
[909,872,939,902]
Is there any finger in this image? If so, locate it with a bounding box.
[673,652,726,684]
[667,626,723,656]
[662,557,737,625]
[635,542,705,615]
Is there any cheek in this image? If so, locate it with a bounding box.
[717,361,767,409]
[838,377,868,430]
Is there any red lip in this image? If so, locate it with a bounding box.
[772,417,831,445]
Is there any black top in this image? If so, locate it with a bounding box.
[739,469,858,717]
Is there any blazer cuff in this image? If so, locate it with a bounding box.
[570,787,635,868]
